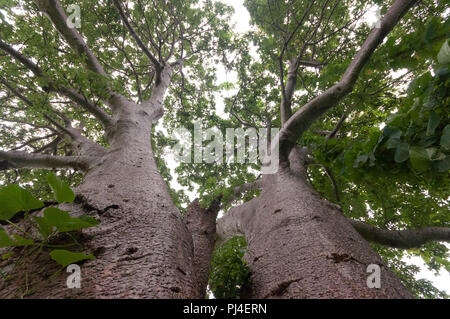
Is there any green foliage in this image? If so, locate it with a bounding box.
[374,244,449,299]
[0,173,97,275]
[42,207,98,233]
[49,249,95,267]
[0,184,44,220]
[46,172,75,203]
[209,236,250,299]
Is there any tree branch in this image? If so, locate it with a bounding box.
[0,150,92,171]
[326,113,348,139]
[43,114,107,158]
[216,198,258,246]
[112,0,162,80]
[221,180,263,209]
[185,198,221,298]
[0,39,113,128]
[349,219,450,249]
[10,133,57,151]
[35,0,107,77]
[275,0,418,163]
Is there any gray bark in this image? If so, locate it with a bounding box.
[185,198,221,298]
[0,92,201,298]
[349,220,450,249]
[217,149,414,299]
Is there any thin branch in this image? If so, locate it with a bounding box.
[307,163,340,202]
[10,133,57,151]
[0,40,113,128]
[278,0,316,123]
[326,113,348,139]
[113,0,162,79]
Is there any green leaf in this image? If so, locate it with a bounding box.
[437,39,450,64]
[32,216,53,240]
[417,135,437,148]
[0,227,34,248]
[47,172,75,203]
[440,125,450,150]
[0,185,44,221]
[49,249,95,267]
[426,112,440,136]
[382,126,402,138]
[433,156,450,172]
[11,234,34,246]
[0,228,13,247]
[43,207,98,232]
[386,137,401,150]
[409,146,431,172]
[353,154,368,168]
[2,251,14,260]
[395,143,410,163]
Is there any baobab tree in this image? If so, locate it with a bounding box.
[0,0,448,298]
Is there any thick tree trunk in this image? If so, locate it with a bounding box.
[218,149,413,299]
[242,173,412,298]
[0,97,198,298]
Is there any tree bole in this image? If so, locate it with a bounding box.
[240,171,413,298]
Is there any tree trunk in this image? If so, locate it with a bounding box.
[0,97,198,298]
[217,149,413,298]
[242,172,412,298]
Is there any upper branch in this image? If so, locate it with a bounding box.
[35,0,107,77]
[349,219,450,249]
[0,39,113,128]
[112,0,162,78]
[275,0,418,162]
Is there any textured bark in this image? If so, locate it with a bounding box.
[185,198,221,298]
[217,149,414,299]
[0,0,429,300]
[348,219,450,249]
[0,96,198,298]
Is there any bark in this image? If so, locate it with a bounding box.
[348,220,450,249]
[185,198,221,298]
[0,150,91,171]
[217,149,414,299]
[0,95,199,298]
